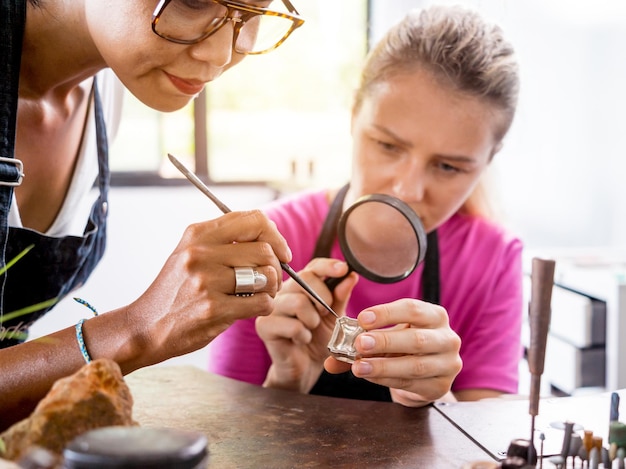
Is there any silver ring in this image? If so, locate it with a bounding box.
[234,267,267,297]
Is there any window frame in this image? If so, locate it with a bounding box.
[111,2,369,187]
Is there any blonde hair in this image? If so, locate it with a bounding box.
[354,5,519,218]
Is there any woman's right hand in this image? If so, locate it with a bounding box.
[117,210,293,369]
[0,209,293,430]
[255,258,359,393]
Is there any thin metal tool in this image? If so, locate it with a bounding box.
[168,153,339,318]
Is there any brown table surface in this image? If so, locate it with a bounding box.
[125,366,494,468]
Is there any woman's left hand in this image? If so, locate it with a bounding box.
[324,298,462,406]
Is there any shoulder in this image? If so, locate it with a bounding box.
[264,189,330,228]
[439,213,522,251]
[263,189,331,269]
[438,213,523,270]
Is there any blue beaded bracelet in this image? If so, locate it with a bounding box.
[75,318,92,363]
[73,298,98,364]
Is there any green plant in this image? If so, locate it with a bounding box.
[0,245,59,341]
[0,245,60,457]
[0,244,35,276]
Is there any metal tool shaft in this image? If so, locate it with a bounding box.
[168,153,339,318]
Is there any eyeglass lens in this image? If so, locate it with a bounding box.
[155,0,296,53]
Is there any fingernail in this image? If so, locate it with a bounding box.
[359,334,375,351]
[354,361,373,376]
[333,261,346,272]
[359,310,376,325]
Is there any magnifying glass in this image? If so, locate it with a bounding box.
[325,193,427,363]
[325,193,427,290]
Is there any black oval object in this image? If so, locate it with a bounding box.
[63,426,208,469]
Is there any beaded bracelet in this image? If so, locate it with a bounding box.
[74,298,99,364]
[75,318,91,363]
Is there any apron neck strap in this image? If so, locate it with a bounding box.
[312,183,349,259]
[0,0,25,163]
[0,0,27,314]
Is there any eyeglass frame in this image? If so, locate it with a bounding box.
[151,0,305,55]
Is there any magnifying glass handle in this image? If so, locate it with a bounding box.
[325,269,353,292]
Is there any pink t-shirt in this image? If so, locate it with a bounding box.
[208,189,524,394]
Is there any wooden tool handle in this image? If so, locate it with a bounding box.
[527,257,556,416]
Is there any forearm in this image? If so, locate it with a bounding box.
[453,388,507,401]
[0,308,144,431]
[389,387,509,407]
[390,388,457,407]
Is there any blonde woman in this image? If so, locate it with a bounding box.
[210,5,523,406]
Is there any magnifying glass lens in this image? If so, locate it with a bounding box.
[334,194,426,285]
[344,201,419,279]
[327,193,427,362]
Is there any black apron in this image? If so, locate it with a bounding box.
[0,0,109,347]
[309,184,440,401]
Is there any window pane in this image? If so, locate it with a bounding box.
[205,1,368,188]
[110,0,367,187]
[109,91,195,176]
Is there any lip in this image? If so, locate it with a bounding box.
[165,72,206,96]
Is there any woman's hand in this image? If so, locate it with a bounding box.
[0,210,294,429]
[324,299,462,406]
[256,258,359,393]
[120,210,293,369]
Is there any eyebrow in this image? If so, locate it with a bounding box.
[372,124,412,148]
[372,124,477,163]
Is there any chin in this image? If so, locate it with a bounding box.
[124,78,197,113]
[142,95,194,113]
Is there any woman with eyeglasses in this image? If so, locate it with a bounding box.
[0,0,302,430]
[209,5,523,406]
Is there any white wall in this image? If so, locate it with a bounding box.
[29,186,278,369]
[369,0,626,250]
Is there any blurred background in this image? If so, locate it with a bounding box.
[110,0,626,249]
[30,0,626,393]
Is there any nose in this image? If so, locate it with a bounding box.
[188,20,235,69]
[391,160,426,202]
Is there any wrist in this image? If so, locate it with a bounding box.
[263,366,300,392]
[83,308,147,374]
[390,388,456,407]
[263,363,323,394]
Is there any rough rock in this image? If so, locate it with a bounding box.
[0,358,136,461]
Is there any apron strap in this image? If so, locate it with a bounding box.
[312,183,349,259]
[92,77,110,202]
[423,230,440,304]
[0,0,24,164]
[0,0,27,314]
